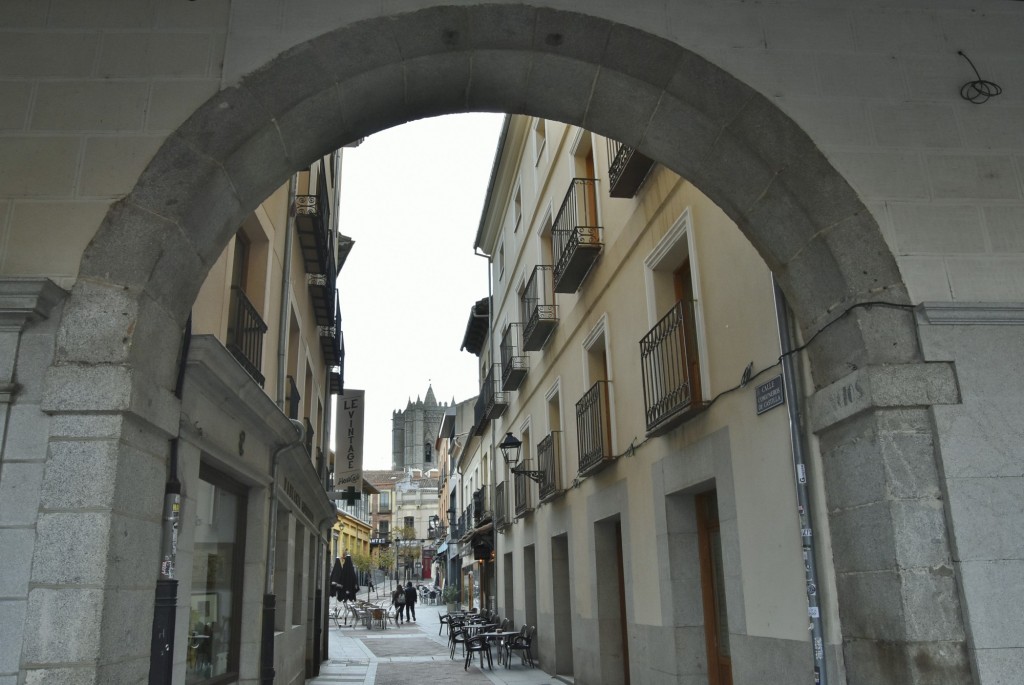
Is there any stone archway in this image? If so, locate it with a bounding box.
[39,5,967,684]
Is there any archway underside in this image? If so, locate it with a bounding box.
[51,5,968,684]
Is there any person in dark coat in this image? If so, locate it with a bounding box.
[392,586,405,624]
[340,554,360,600]
[403,581,417,622]
[330,557,344,601]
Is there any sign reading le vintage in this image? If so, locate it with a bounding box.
[332,389,365,502]
[755,375,785,415]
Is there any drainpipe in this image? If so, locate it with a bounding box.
[773,280,828,685]
[473,248,496,612]
[260,420,305,685]
[277,174,299,409]
[148,313,192,685]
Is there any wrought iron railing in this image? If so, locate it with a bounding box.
[514,471,533,517]
[473,484,492,524]
[286,375,300,421]
[305,417,314,454]
[552,178,601,287]
[294,170,338,329]
[538,431,562,501]
[480,365,508,421]
[521,265,557,350]
[226,286,267,387]
[499,324,528,390]
[577,380,612,475]
[640,299,703,434]
[495,481,509,529]
[606,139,654,198]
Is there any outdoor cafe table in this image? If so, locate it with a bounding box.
[476,631,510,666]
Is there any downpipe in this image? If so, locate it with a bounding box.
[773,280,828,685]
[277,174,299,409]
[261,420,305,685]
[148,313,192,685]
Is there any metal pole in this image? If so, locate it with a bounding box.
[773,280,828,685]
[148,314,191,685]
[276,174,298,409]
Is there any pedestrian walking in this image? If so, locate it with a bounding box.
[403,581,417,622]
[392,585,405,624]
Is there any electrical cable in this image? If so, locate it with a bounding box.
[701,300,917,412]
[958,51,1002,104]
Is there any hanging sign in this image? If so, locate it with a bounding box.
[755,375,785,415]
[332,389,365,503]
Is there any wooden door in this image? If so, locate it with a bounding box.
[696,492,732,685]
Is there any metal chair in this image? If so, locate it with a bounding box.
[449,625,469,660]
[505,625,536,668]
[464,635,493,671]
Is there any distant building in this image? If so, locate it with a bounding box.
[391,385,452,470]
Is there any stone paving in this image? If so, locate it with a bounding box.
[308,597,565,685]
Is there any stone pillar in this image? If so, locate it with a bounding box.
[811,362,972,684]
[0,279,65,685]
[20,283,182,684]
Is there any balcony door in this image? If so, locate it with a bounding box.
[674,259,702,404]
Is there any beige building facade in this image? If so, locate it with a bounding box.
[472,116,841,683]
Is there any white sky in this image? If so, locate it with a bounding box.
[335,113,505,470]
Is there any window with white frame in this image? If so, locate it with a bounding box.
[641,209,708,434]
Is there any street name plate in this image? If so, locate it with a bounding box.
[756,374,785,414]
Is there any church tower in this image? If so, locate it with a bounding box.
[391,385,448,470]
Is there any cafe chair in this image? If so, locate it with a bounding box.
[464,635,493,671]
[505,625,535,668]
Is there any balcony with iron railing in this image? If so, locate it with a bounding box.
[472,485,493,525]
[481,362,509,421]
[521,265,558,351]
[495,481,509,530]
[577,380,613,477]
[513,471,534,518]
[538,431,564,502]
[459,508,473,541]
[294,169,338,329]
[500,324,528,390]
[552,178,603,294]
[226,286,268,387]
[606,138,654,198]
[641,299,706,436]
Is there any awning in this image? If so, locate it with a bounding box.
[436,542,448,555]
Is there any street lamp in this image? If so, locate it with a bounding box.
[428,515,440,537]
[499,432,544,483]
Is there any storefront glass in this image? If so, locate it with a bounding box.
[187,466,247,684]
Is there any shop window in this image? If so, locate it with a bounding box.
[187,464,247,684]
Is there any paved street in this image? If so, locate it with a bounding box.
[309,596,565,685]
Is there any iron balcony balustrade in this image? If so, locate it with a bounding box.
[606,139,654,198]
[226,286,268,387]
[318,299,343,367]
[329,329,345,394]
[494,481,510,530]
[640,299,707,436]
[304,417,314,454]
[479,362,512,421]
[537,431,564,502]
[458,506,474,542]
[577,380,614,477]
[521,265,558,351]
[294,168,338,329]
[552,178,603,294]
[286,375,301,421]
[472,484,493,526]
[513,471,534,518]
[499,324,529,390]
